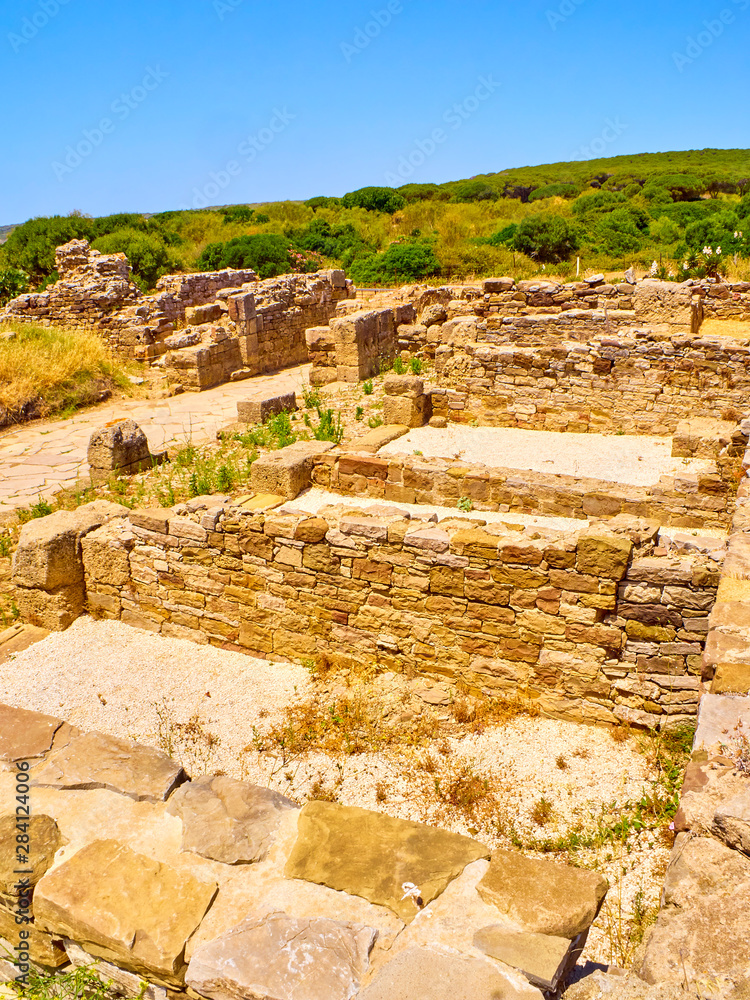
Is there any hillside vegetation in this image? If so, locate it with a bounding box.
[2,148,749,297]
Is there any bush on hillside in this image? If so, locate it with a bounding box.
[684,211,740,251]
[341,187,405,214]
[572,191,626,216]
[528,183,579,201]
[643,173,704,203]
[449,180,498,203]
[197,234,292,279]
[1,215,92,280]
[594,208,646,255]
[92,228,176,288]
[349,242,440,284]
[397,183,443,202]
[513,215,580,263]
[305,196,343,210]
[220,206,256,224]
[0,268,29,305]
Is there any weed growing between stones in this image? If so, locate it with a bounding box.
[602,880,660,968]
[153,698,222,773]
[5,962,128,1000]
[719,721,750,772]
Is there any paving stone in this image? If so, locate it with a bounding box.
[34,839,217,987]
[236,391,297,424]
[474,924,578,992]
[358,944,543,1000]
[0,814,61,906]
[0,703,63,761]
[187,912,377,1000]
[284,800,490,922]
[477,850,608,938]
[166,775,297,864]
[351,424,409,453]
[32,731,186,803]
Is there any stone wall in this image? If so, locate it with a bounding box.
[311,449,738,531]
[306,304,415,386]
[8,500,719,727]
[429,331,750,434]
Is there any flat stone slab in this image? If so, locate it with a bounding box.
[477,850,608,938]
[237,392,297,424]
[474,925,576,992]
[250,440,335,499]
[166,775,297,864]
[32,731,186,803]
[713,787,750,854]
[0,623,50,665]
[284,801,490,922]
[0,813,61,906]
[712,662,750,694]
[0,908,68,968]
[0,703,63,761]
[187,912,377,1000]
[351,424,409,453]
[34,839,217,986]
[694,693,750,752]
[358,944,542,1000]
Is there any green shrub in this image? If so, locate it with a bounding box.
[92,228,175,288]
[409,357,423,375]
[486,224,518,247]
[449,180,498,203]
[363,380,374,395]
[305,196,343,210]
[643,173,704,203]
[572,191,626,216]
[220,206,256,224]
[349,242,440,284]
[528,183,579,201]
[306,406,344,444]
[342,186,405,214]
[513,215,580,263]
[392,356,405,374]
[594,209,646,255]
[0,267,29,305]
[1,214,92,280]
[397,183,443,202]
[197,234,291,278]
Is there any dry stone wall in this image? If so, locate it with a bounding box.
[8,501,714,728]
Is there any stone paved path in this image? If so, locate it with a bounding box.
[0,365,311,511]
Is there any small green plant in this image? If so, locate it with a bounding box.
[531,796,553,826]
[0,535,11,558]
[363,380,374,395]
[6,962,119,1000]
[302,386,322,409]
[355,405,364,421]
[305,406,344,444]
[368,415,383,429]
[409,357,423,375]
[457,496,473,512]
[19,496,54,522]
[217,464,234,492]
[392,355,406,374]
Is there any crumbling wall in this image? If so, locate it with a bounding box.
[306,305,414,386]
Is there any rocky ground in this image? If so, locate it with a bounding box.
[0,616,683,969]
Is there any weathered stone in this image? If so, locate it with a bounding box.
[477,850,608,938]
[33,731,186,803]
[575,533,632,580]
[12,512,83,590]
[0,907,67,968]
[87,419,151,473]
[236,391,297,424]
[187,912,377,1000]
[474,925,579,992]
[0,703,63,761]
[713,662,750,694]
[713,787,750,854]
[383,393,428,428]
[694,693,750,752]
[34,840,217,986]
[0,814,61,905]
[638,835,750,986]
[358,945,542,1000]
[64,940,168,1000]
[351,424,409,453]
[166,775,297,864]
[251,440,335,499]
[284,801,490,922]
[13,582,85,631]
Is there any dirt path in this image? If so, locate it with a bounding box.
[0,365,310,511]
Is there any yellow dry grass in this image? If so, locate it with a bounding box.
[0,322,134,417]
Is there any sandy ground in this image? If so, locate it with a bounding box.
[2,617,673,967]
[379,425,713,488]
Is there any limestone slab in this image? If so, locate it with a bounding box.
[33,839,217,986]
[474,924,577,992]
[187,911,376,1000]
[0,703,62,761]
[64,939,168,1000]
[32,731,186,803]
[284,801,490,922]
[0,908,67,968]
[713,787,750,854]
[166,775,297,864]
[358,944,543,1000]
[0,814,61,905]
[477,850,608,938]
[694,693,750,752]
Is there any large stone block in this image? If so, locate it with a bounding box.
[87,419,152,473]
[14,583,85,631]
[477,850,608,938]
[575,532,632,580]
[166,775,297,864]
[81,518,134,587]
[0,906,67,968]
[236,391,297,425]
[250,440,335,499]
[34,840,217,986]
[12,512,84,590]
[474,925,580,993]
[383,394,429,428]
[284,800,490,923]
[187,912,377,1000]
[32,731,186,803]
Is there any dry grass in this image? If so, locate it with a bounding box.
[0,322,136,418]
[698,318,750,341]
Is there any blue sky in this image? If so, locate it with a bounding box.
[2,0,749,221]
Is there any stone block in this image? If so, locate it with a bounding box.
[236,391,297,424]
[12,512,84,590]
[64,940,168,1000]
[383,394,429,428]
[351,424,409,453]
[712,662,750,694]
[474,925,580,992]
[87,419,151,473]
[34,840,217,987]
[694,693,750,752]
[382,374,424,398]
[477,850,608,938]
[32,730,186,803]
[187,913,377,1000]
[284,800,489,923]
[575,532,633,580]
[250,440,335,499]
[14,583,85,631]
[0,703,64,761]
[166,775,297,864]
[185,302,223,325]
[0,814,60,906]
[0,907,67,968]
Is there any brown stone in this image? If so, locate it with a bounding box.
[0,703,63,761]
[0,814,61,906]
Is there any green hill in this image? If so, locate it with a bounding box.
[2,148,749,298]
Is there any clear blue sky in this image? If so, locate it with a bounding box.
[2,0,748,221]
